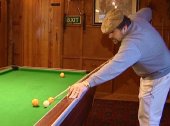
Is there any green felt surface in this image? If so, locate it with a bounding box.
[0,67,86,126]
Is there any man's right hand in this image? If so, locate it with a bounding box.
[67,81,90,99]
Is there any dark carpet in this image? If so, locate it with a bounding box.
[84,99,170,126]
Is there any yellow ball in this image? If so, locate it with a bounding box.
[43,100,50,108]
[60,72,65,78]
[48,97,54,104]
[32,99,39,107]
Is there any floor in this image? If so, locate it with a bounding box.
[84,92,170,126]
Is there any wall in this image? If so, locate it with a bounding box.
[8,0,64,67]
[0,0,7,67]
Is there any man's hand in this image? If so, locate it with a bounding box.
[68,81,90,99]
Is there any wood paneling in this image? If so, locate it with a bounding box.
[63,26,82,57]
[49,0,64,67]
[0,0,7,67]
[84,0,93,26]
[63,58,81,69]
[83,27,114,58]
[82,59,105,71]
[8,0,64,67]
[8,0,24,65]
[64,0,84,15]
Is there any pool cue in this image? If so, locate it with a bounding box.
[76,57,114,83]
[54,87,70,99]
[53,57,113,99]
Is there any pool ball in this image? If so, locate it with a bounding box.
[60,72,65,78]
[48,97,54,104]
[43,100,50,108]
[32,99,39,107]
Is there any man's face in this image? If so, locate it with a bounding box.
[108,28,123,44]
[108,26,128,44]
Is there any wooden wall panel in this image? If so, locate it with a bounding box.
[0,0,7,67]
[63,58,81,69]
[64,0,84,15]
[8,0,64,67]
[84,0,93,26]
[50,0,64,67]
[62,0,84,69]
[63,27,82,57]
[83,27,114,58]
[22,0,50,66]
[82,59,105,71]
[9,0,25,65]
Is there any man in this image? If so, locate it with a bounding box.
[68,8,170,126]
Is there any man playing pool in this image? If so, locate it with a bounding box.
[68,7,170,126]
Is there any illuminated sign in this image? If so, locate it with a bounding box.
[65,16,81,25]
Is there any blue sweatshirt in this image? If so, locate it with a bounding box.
[86,8,170,87]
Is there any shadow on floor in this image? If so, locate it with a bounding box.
[84,99,170,126]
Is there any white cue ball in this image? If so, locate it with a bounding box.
[43,100,50,108]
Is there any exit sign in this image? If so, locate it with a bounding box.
[65,16,81,25]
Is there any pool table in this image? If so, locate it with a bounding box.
[0,66,95,126]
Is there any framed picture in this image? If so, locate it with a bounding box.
[93,0,139,25]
